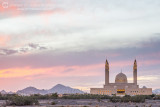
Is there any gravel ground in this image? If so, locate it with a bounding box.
[39,99,160,107]
[1,99,160,107]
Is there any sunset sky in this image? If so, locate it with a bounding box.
[0,0,160,92]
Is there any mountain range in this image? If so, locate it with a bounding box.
[0,90,14,94]
[16,84,84,95]
[152,89,160,95]
[1,85,160,95]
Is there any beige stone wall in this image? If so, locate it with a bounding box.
[90,88,152,96]
[126,88,152,95]
[104,83,139,89]
[90,88,116,95]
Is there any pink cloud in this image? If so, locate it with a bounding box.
[110,59,160,68]
[0,60,136,79]
[0,64,103,79]
[0,35,10,46]
[110,60,132,68]
[139,59,160,66]
[138,52,160,58]
[0,3,22,17]
[0,59,159,91]
[39,8,66,25]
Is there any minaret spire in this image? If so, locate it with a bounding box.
[105,59,109,70]
[133,59,137,84]
[105,59,109,85]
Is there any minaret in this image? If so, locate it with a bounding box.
[105,59,109,85]
[133,59,137,84]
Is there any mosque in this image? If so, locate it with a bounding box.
[90,59,152,96]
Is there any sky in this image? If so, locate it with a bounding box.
[0,0,160,92]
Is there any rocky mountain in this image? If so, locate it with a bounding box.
[17,86,47,95]
[16,84,84,95]
[48,84,84,94]
[0,90,15,94]
[8,91,14,94]
[152,89,160,94]
[0,90,7,94]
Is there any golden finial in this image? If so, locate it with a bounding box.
[105,59,109,71]
[133,59,137,70]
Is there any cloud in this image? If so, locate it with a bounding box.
[0,43,47,56]
[0,0,65,19]
[28,43,39,49]
[0,63,103,79]
[0,35,160,70]
[0,0,160,54]
[28,43,47,50]
[0,49,18,55]
[128,75,159,81]
[0,35,10,46]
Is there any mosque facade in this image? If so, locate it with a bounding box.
[90,59,152,96]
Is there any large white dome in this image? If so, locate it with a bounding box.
[115,72,128,83]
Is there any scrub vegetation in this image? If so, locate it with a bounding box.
[0,93,159,106]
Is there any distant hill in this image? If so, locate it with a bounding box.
[0,90,7,94]
[0,90,14,95]
[152,89,160,94]
[17,86,47,95]
[16,84,84,95]
[48,84,84,94]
